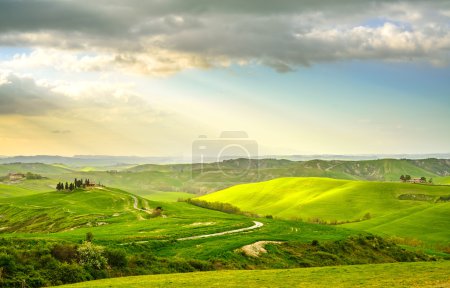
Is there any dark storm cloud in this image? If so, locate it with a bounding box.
[0,0,129,35]
[0,73,68,115]
[0,0,449,71]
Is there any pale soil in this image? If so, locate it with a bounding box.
[239,241,283,257]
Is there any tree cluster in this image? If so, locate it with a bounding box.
[56,178,92,191]
[400,175,433,183]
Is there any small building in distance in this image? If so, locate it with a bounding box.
[8,173,25,181]
[85,182,97,187]
[407,178,426,184]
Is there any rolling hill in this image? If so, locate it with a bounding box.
[0,162,73,175]
[1,158,449,198]
[0,183,43,198]
[0,183,444,287]
[0,187,151,233]
[56,261,450,288]
[198,177,450,246]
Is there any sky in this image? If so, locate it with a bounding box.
[0,0,449,157]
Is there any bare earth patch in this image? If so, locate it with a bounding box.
[186,222,216,227]
[239,241,283,257]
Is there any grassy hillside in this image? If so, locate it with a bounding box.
[0,187,150,233]
[199,177,450,246]
[343,203,450,246]
[0,183,44,198]
[0,187,257,243]
[57,261,450,288]
[1,158,448,198]
[0,184,441,287]
[0,163,73,175]
[435,176,450,185]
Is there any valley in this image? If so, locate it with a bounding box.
[0,158,449,287]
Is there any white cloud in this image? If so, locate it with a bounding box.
[1,1,450,74]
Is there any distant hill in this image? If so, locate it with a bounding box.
[1,158,449,196]
[199,177,450,245]
[0,162,73,176]
[123,158,450,194]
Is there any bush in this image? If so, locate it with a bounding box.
[0,253,16,274]
[56,263,92,283]
[104,248,127,268]
[51,244,78,263]
[77,242,107,269]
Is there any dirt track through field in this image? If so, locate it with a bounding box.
[177,221,264,241]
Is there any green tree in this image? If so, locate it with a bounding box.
[65,182,69,190]
[104,248,127,268]
[400,175,405,182]
[77,242,107,269]
[405,175,411,181]
[86,232,94,242]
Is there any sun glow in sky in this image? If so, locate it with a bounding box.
[0,0,449,156]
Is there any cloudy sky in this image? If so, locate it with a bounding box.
[0,0,449,156]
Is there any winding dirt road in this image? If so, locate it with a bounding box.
[177,221,264,241]
[124,195,264,243]
[131,195,149,212]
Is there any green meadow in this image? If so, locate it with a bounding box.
[199,177,450,246]
[57,261,450,288]
[2,158,449,197]
[0,159,449,287]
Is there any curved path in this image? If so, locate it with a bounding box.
[177,221,264,241]
[131,195,149,213]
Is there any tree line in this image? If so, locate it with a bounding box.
[400,175,433,183]
[56,178,95,191]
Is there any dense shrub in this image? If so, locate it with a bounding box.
[0,253,16,275]
[185,199,259,217]
[77,242,107,269]
[104,248,127,268]
[51,244,78,263]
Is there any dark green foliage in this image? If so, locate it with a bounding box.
[51,244,78,263]
[0,234,436,288]
[186,199,259,217]
[25,172,43,180]
[85,232,94,242]
[0,252,16,274]
[436,195,450,202]
[104,248,127,268]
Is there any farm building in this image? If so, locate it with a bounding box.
[407,178,426,184]
[8,173,25,181]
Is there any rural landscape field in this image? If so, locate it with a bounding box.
[1,0,450,287]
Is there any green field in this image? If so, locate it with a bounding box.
[199,177,450,246]
[1,160,449,287]
[0,187,257,243]
[0,183,44,198]
[3,158,449,197]
[142,191,194,202]
[435,176,450,185]
[0,163,73,175]
[57,261,450,288]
